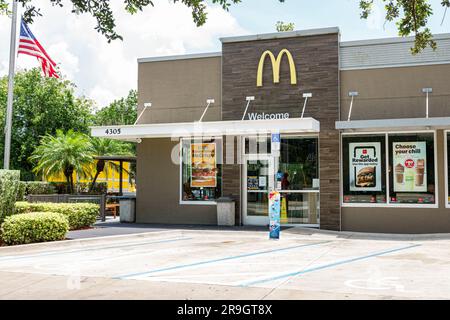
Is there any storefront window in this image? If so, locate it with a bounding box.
[342,135,387,204]
[181,138,222,203]
[388,133,435,205]
[245,136,271,155]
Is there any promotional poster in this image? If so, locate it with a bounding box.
[393,142,427,192]
[269,191,281,240]
[349,142,382,192]
[191,143,217,188]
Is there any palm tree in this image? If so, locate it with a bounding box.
[29,130,93,194]
[89,138,134,193]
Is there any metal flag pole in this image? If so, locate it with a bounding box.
[3,1,18,169]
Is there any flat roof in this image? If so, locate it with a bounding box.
[336,117,450,132]
[91,118,320,141]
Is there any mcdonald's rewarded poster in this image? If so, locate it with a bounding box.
[393,142,427,192]
[349,142,382,192]
[191,143,217,188]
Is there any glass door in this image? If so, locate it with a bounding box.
[243,155,274,226]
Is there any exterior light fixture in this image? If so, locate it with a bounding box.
[135,102,152,125]
[301,93,312,118]
[422,88,433,119]
[242,96,256,121]
[347,91,359,122]
[199,99,215,122]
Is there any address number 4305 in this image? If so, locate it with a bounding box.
[105,128,122,135]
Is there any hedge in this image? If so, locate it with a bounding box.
[0,170,21,222]
[25,182,57,195]
[15,202,99,230]
[1,212,69,245]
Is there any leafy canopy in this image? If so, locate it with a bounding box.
[94,90,137,126]
[360,0,450,54]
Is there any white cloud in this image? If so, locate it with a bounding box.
[0,0,248,108]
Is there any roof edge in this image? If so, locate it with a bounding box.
[138,52,222,64]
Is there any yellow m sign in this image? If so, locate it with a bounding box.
[257,49,297,87]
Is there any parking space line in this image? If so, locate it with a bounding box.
[239,244,421,287]
[116,241,332,280]
[0,237,191,262]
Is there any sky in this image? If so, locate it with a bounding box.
[0,0,449,109]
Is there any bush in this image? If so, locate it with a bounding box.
[25,182,57,195]
[15,202,99,230]
[1,212,69,245]
[16,181,27,202]
[0,170,21,222]
[75,182,108,194]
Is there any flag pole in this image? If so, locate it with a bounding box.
[3,0,18,169]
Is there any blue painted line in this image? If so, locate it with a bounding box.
[240,244,421,287]
[116,241,331,280]
[0,237,191,262]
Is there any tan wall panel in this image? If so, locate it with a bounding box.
[138,57,222,124]
[136,138,218,225]
[341,64,450,120]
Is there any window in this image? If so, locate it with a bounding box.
[180,138,222,203]
[389,133,435,205]
[447,132,450,207]
[342,132,437,206]
[342,135,387,204]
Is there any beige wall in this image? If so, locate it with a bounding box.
[136,138,218,225]
[138,56,222,124]
[341,64,450,120]
[342,130,450,234]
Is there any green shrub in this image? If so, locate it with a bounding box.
[1,212,69,245]
[15,202,99,230]
[25,182,57,195]
[16,181,27,202]
[75,182,108,194]
[0,170,21,222]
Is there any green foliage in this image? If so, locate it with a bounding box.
[0,170,20,222]
[15,202,99,230]
[276,21,295,32]
[0,69,94,180]
[1,212,69,245]
[75,182,108,194]
[360,0,450,54]
[24,182,57,195]
[16,181,26,202]
[29,130,94,194]
[94,90,138,126]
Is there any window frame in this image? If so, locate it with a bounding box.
[341,130,438,209]
[445,130,450,209]
[179,137,223,206]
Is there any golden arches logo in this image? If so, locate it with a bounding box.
[257,49,297,87]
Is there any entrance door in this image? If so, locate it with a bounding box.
[243,155,274,226]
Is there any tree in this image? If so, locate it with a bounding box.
[276,21,295,32]
[94,90,137,126]
[360,0,450,54]
[29,130,93,194]
[0,68,94,180]
[89,137,133,192]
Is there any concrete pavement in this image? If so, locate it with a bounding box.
[1,227,450,300]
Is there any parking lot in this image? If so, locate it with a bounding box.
[0,227,450,300]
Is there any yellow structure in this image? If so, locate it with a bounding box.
[46,161,136,193]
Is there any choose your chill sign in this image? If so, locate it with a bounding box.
[393,142,427,192]
[349,142,382,192]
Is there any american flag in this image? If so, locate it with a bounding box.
[18,18,59,78]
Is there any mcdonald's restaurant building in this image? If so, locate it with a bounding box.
[91,28,450,234]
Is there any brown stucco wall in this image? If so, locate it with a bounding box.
[341,130,450,234]
[136,138,218,225]
[341,64,450,120]
[221,33,341,230]
[137,56,222,124]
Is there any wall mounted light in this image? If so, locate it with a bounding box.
[199,99,215,122]
[301,93,312,118]
[135,102,152,125]
[242,96,256,121]
[347,91,359,122]
[422,88,433,119]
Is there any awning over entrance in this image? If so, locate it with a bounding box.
[91,118,320,141]
[336,117,450,132]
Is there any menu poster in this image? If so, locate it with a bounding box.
[349,142,382,192]
[191,143,217,188]
[393,142,427,192]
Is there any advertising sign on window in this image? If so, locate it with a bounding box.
[349,142,382,192]
[191,143,217,188]
[393,142,427,192]
[269,191,281,240]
